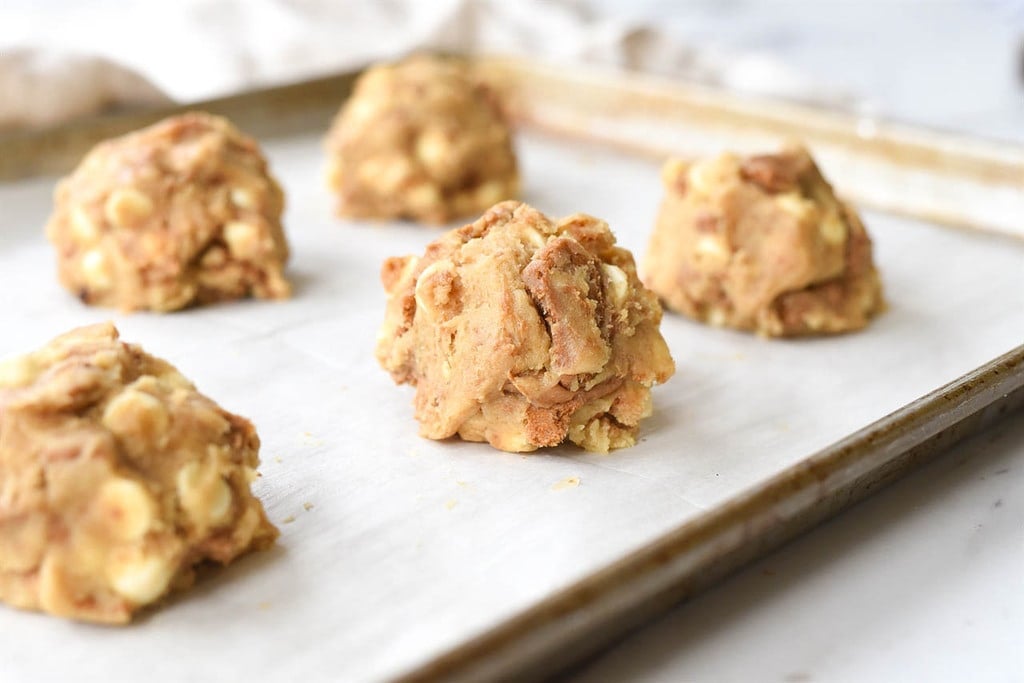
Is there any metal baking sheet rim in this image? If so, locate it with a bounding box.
[476,57,1024,240]
[1,55,1022,682]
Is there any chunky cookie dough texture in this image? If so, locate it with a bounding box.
[46,112,291,312]
[0,323,278,623]
[376,201,675,453]
[325,55,519,224]
[644,145,883,336]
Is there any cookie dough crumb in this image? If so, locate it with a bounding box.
[0,323,277,624]
[299,431,323,447]
[377,200,675,453]
[325,55,519,225]
[46,112,291,312]
[552,476,581,491]
[644,145,883,336]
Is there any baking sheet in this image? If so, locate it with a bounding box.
[482,57,1024,240]
[0,128,1022,682]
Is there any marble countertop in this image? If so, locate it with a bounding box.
[568,1,1024,681]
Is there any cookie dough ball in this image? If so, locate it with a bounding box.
[377,201,675,453]
[644,145,883,336]
[0,323,278,623]
[46,112,291,312]
[325,55,519,225]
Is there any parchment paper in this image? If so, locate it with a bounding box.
[0,131,1021,682]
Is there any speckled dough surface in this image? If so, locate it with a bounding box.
[376,200,675,453]
[325,55,519,225]
[0,323,278,624]
[643,146,883,336]
[46,112,291,312]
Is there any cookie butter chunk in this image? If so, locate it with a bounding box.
[644,145,883,336]
[376,201,675,453]
[325,55,519,225]
[46,112,291,312]
[0,323,278,624]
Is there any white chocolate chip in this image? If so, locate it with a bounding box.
[176,461,205,520]
[102,389,170,447]
[707,307,728,327]
[176,461,233,528]
[81,249,112,289]
[70,208,99,244]
[474,180,509,207]
[358,157,413,193]
[95,478,155,541]
[104,188,153,228]
[207,479,234,526]
[414,260,448,324]
[802,312,828,331]
[601,264,629,306]
[687,163,714,194]
[521,227,548,250]
[223,221,261,259]
[696,239,729,264]
[107,549,174,604]
[37,555,69,614]
[776,192,813,219]
[406,183,442,210]
[415,129,451,173]
[200,246,228,268]
[820,212,848,245]
[694,236,731,266]
[0,355,37,388]
[230,187,257,210]
[345,97,380,124]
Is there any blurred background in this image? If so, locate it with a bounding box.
[1,0,1021,140]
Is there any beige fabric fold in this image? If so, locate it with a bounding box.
[0,0,832,129]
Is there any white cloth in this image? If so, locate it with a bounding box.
[0,0,836,129]
[0,50,169,130]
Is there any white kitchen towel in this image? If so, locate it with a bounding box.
[0,0,837,129]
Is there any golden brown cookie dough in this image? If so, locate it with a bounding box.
[46,112,291,312]
[376,201,675,453]
[0,323,278,624]
[643,145,883,336]
[325,55,519,225]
